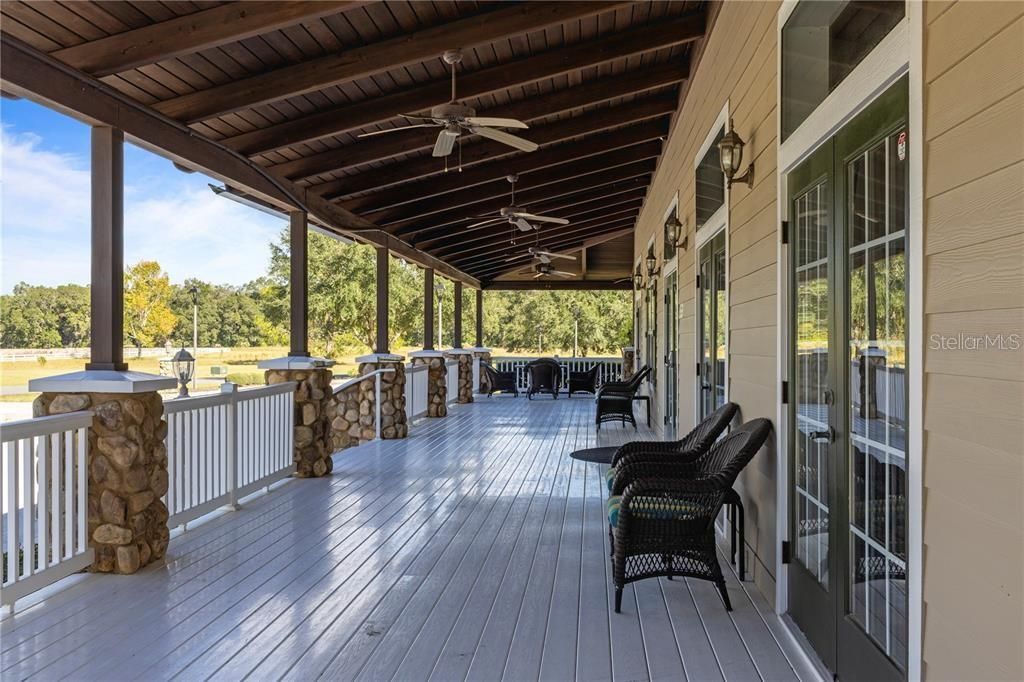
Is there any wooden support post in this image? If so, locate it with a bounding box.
[288,210,309,357]
[375,247,389,354]
[423,268,435,350]
[85,127,127,371]
[475,289,484,348]
[453,281,463,349]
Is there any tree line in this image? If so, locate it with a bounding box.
[1,229,632,357]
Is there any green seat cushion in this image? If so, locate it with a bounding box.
[605,466,617,492]
[606,494,698,528]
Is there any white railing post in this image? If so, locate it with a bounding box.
[221,382,240,510]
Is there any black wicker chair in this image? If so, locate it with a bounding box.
[594,365,651,430]
[526,358,561,400]
[608,418,772,613]
[605,402,751,578]
[480,362,519,397]
[568,364,600,396]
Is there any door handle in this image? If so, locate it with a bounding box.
[701,384,712,391]
[809,427,834,444]
[822,388,835,405]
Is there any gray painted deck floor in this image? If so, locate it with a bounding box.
[1,397,818,681]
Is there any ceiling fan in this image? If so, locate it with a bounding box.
[466,175,571,233]
[530,262,574,279]
[506,247,577,264]
[357,50,538,159]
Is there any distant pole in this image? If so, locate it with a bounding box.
[423,268,435,350]
[436,280,445,348]
[572,304,581,358]
[190,285,199,391]
[453,281,463,348]
[475,289,483,348]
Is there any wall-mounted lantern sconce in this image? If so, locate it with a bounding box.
[632,271,643,290]
[645,252,660,279]
[665,214,688,251]
[718,118,754,188]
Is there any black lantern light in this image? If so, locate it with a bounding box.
[718,118,754,188]
[171,347,196,398]
[665,214,687,251]
[645,252,659,279]
[632,270,643,290]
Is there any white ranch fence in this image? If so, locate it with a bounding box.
[491,356,624,392]
[163,381,295,528]
[1,411,93,607]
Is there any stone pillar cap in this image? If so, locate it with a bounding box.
[355,353,405,363]
[622,346,636,352]
[467,346,492,353]
[443,348,474,355]
[257,356,335,370]
[408,349,447,359]
[28,370,176,394]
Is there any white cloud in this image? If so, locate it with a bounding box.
[1,128,286,292]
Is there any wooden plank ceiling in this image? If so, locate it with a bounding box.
[0,0,707,287]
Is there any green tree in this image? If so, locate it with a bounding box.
[123,260,176,355]
[168,279,271,347]
[0,283,90,348]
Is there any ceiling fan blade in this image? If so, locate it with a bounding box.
[551,270,574,277]
[514,218,534,232]
[465,217,504,229]
[515,212,570,225]
[463,117,528,129]
[432,129,458,157]
[535,250,576,261]
[536,254,552,264]
[469,126,538,152]
[533,272,545,279]
[357,123,437,138]
[400,113,435,122]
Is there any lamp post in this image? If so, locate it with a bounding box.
[171,347,196,398]
[189,285,199,391]
[571,304,581,358]
[435,280,445,348]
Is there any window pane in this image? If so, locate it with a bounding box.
[695,128,725,229]
[782,1,904,140]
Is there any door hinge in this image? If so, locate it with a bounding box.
[781,219,790,245]
[696,362,701,377]
[781,380,789,404]
[781,540,791,564]
[695,273,701,289]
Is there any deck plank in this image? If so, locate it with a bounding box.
[0,396,816,682]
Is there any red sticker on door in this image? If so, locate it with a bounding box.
[897,131,907,160]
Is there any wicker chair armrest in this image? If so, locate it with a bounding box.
[616,477,725,531]
[612,460,710,495]
[611,447,705,474]
[610,439,689,466]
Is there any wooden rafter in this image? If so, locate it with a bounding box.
[342,119,668,214]
[312,95,676,200]
[369,140,662,228]
[467,221,638,277]
[395,160,655,240]
[48,1,362,76]
[222,13,701,157]
[484,280,631,290]
[153,2,630,123]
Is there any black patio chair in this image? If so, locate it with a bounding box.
[594,365,651,430]
[606,402,754,579]
[480,362,519,397]
[526,358,561,400]
[568,364,600,396]
[608,418,772,613]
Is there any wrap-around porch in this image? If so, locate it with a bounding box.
[1,397,814,681]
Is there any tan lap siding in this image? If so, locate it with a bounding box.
[922,2,1024,679]
[632,0,782,603]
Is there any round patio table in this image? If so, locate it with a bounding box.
[569,445,618,464]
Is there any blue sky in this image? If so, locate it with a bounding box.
[0,98,287,294]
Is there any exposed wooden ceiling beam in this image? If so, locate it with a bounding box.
[153,2,630,123]
[342,119,668,213]
[482,280,631,291]
[428,195,643,256]
[222,12,702,156]
[311,95,676,200]
[396,161,654,240]
[449,214,638,267]
[471,229,635,279]
[272,76,679,180]
[49,1,362,76]
[369,140,661,227]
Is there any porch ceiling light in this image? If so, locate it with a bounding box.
[718,118,754,188]
[171,347,195,398]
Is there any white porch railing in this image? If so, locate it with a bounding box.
[1,411,93,607]
[163,381,295,528]
[445,359,459,405]
[491,356,624,392]
[404,364,429,420]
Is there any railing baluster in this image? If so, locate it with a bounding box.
[21,437,34,578]
[50,432,60,564]
[6,440,18,584]
[37,434,49,572]
[64,430,73,560]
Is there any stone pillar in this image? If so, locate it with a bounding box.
[410,350,447,417]
[356,354,408,438]
[32,389,171,574]
[621,346,636,380]
[446,349,474,404]
[470,347,492,394]
[265,367,334,478]
[326,381,362,451]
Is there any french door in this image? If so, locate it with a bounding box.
[697,231,727,420]
[788,78,909,681]
[664,271,678,429]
